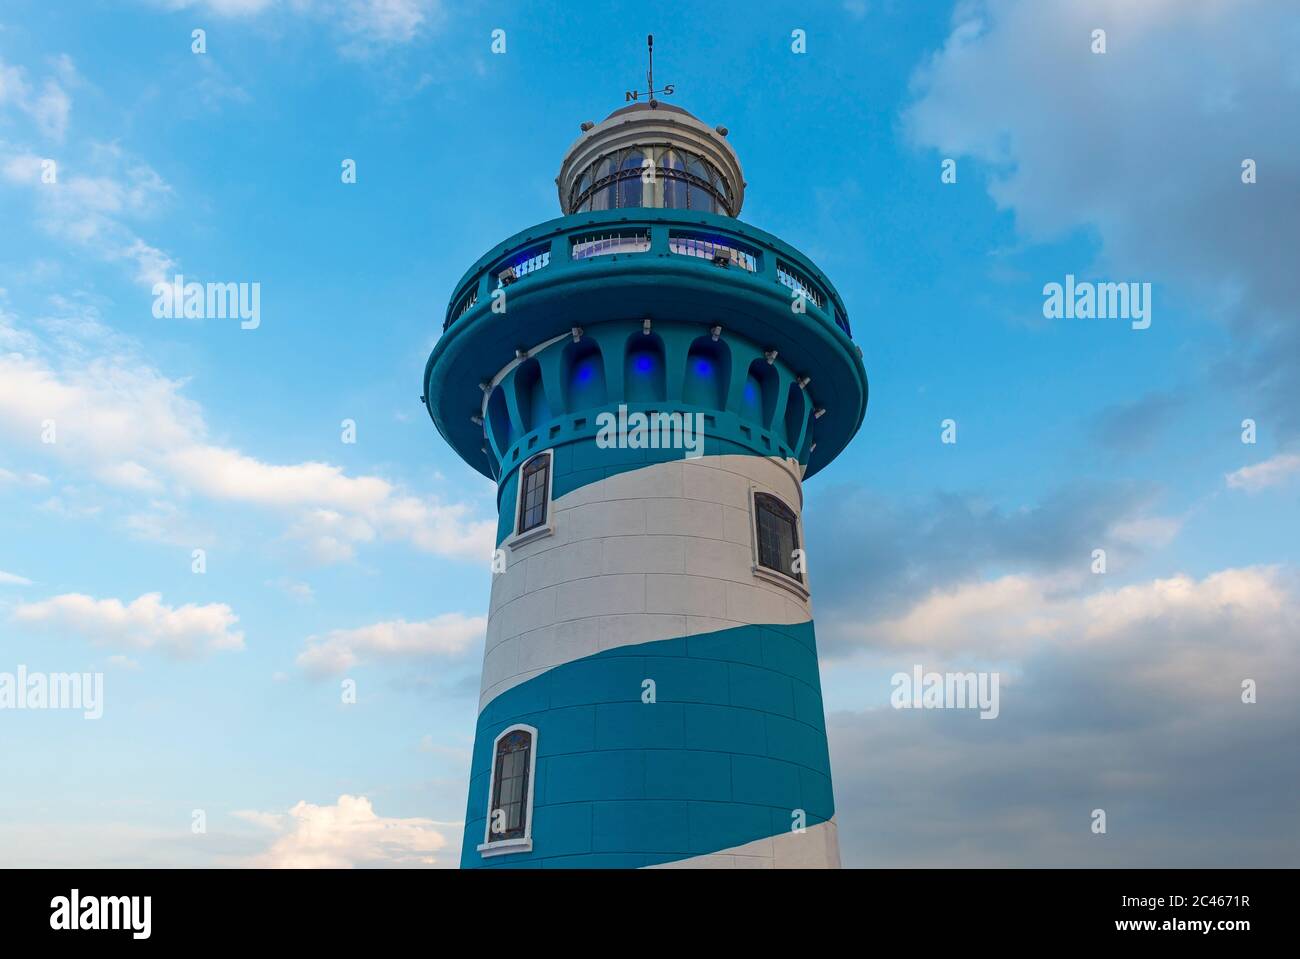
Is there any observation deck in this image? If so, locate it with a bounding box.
[424,207,868,482]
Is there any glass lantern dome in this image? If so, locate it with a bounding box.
[556,102,746,217]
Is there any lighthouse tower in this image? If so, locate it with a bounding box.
[424,58,867,868]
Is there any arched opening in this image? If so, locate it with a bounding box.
[624,332,666,404]
[683,336,729,409]
[513,358,548,433]
[741,358,778,428]
[486,385,513,452]
[563,339,607,412]
[783,381,806,450]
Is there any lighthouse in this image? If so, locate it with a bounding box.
[423,48,868,868]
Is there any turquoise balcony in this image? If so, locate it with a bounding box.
[425,208,868,481]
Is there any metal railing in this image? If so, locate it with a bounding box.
[445,217,850,340]
[776,260,826,309]
[496,247,551,287]
[453,287,477,320]
[668,232,758,272]
[571,231,652,259]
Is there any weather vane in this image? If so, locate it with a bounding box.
[625,34,674,105]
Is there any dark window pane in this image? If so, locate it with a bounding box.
[488,728,533,842]
[620,171,643,207]
[689,183,716,212]
[517,455,549,534]
[617,151,644,208]
[754,493,802,582]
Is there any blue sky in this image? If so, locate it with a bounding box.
[1,0,1297,867]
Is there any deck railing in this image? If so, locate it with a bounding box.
[444,215,849,338]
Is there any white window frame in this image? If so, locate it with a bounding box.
[748,486,810,600]
[506,450,555,550]
[477,723,538,858]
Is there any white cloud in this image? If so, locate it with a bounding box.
[1226,453,1300,493]
[0,570,33,586]
[340,0,439,45]
[151,0,444,49]
[826,563,1300,866]
[3,55,176,288]
[296,612,485,676]
[1107,513,1183,550]
[1,136,176,287]
[0,56,70,141]
[235,794,453,867]
[12,591,245,657]
[851,566,1296,685]
[904,0,1300,440]
[268,578,315,602]
[28,80,71,141]
[0,314,494,563]
[163,0,277,14]
[167,446,391,510]
[0,466,49,487]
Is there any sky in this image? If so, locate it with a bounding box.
[0,0,1296,867]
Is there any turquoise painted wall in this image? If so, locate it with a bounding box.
[462,620,834,868]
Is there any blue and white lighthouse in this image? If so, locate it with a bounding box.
[424,71,867,867]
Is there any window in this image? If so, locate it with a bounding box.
[567,144,732,214]
[480,725,537,855]
[754,492,802,584]
[516,452,550,535]
[618,150,644,207]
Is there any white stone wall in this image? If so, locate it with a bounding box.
[647,820,841,869]
[480,454,812,712]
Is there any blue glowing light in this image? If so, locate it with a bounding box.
[633,354,654,374]
[693,359,712,376]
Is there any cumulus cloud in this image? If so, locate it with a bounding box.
[806,480,1179,654]
[3,57,174,287]
[296,612,485,676]
[234,794,453,867]
[0,312,494,563]
[848,565,1292,668]
[0,139,176,287]
[1226,453,1300,492]
[904,0,1300,444]
[12,591,245,657]
[826,564,1300,866]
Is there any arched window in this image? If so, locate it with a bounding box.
[618,149,644,207]
[754,492,802,583]
[479,724,537,856]
[567,143,730,214]
[659,147,688,208]
[516,452,550,536]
